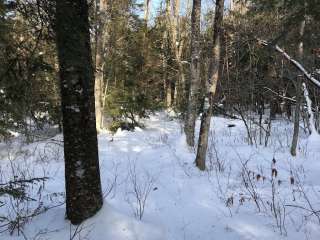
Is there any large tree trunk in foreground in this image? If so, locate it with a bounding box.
[185,0,201,147]
[55,0,103,224]
[195,0,224,170]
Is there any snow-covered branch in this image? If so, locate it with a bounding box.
[302,83,317,135]
[258,39,320,88]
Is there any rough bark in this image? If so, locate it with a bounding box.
[184,0,201,147]
[195,0,224,170]
[291,18,305,156]
[291,77,302,156]
[55,0,103,224]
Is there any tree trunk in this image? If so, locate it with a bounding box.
[291,17,305,156]
[166,0,188,108]
[161,23,172,107]
[55,0,103,224]
[164,0,174,106]
[95,0,108,131]
[195,0,224,170]
[184,0,201,147]
[291,77,302,156]
[144,0,151,24]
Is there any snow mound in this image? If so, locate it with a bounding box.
[13,203,165,240]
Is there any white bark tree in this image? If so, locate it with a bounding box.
[95,0,108,131]
[185,0,201,147]
[195,0,224,170]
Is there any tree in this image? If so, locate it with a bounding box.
[289,1,309,156]
[0,1,60,140]
[95,0,108,131]
[55,0,103,224]
[144,0,151,24]
[165,0,189,109]
[195,0,224,170]
[290,16,305,156]
[248,0,319,154]
[102,0,162,131]
[185,0,201,147]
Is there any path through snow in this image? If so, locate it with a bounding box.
[1,112,320,240]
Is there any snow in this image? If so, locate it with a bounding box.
[75,164,85,178]
[1,112,320,240]
[204,97,210,110]
[302,82,318,135]
[17,203,164,240]
[274,45,320,88]
[258,39,320,88]
[65,105,80,113]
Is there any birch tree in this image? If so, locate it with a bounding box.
[185,0,201,147]
[95,0,108,131]
[55,0,103,224]
[162,1,172,107]
[195,0,224,170]
[165,0,189,107]
[144,0,151,24]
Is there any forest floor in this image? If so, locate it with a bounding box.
[1,111,320,240]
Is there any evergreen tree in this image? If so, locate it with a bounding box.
[55,0,103,224]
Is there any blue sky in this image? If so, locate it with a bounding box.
[137,0,232,20]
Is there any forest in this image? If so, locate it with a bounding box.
[0,0,320,239]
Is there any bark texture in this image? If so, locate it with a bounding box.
[95,0,108,131]
[195,0,224,170]
[291,77,302,156]
[55,0,103,224]
[185,0,201,147]
[291,17,305,156]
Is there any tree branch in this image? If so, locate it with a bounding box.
[258,39,320,88]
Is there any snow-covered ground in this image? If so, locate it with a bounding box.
[1,112,320,240]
